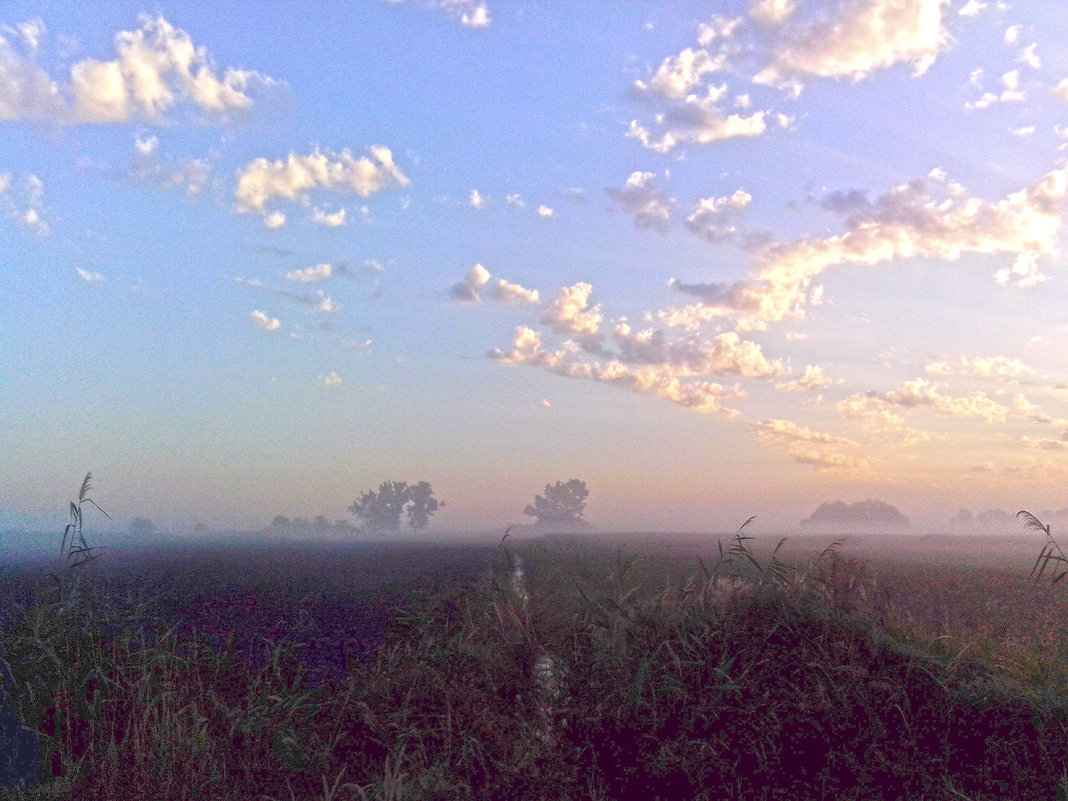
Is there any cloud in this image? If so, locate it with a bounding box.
[264,211,286,229]
[925,354,1039,382]
[341,339,374,350]
[0,15,275,124]
[751,0,797,27]
[318,371,343,387]
[537,205,554,218]
[313,292,340,314]
[541,282,603,340]
[1021,434,1068,451]
[751,418,865,470]
[684,189,752,242]
[76,268,105,283]
[754,0,949,89]
[285,263,333,283]
[447,264,539,305]
[658,166,1068,330]
[469,189,485,209]
[840,378,1008,423]
[1054,78,1068,103]
[487,278,795,416]
[966,69,1026,109]
[489,326,744,415]
[131,134,211,195]
[1018,43,1040,70]
[836,394,930,446]
[612,323,784,378]
[421,0,491,28]
[234,147,408,223]
[626,98,770,154]
[606,171,675,233]
[461,6,491,28]
[506,193,525,207]
[449,264,491,302]
[776,364,832,391]
[493,278,540,305]
[249,310,281,331]
[624,15,785,153]
[633,47,727,100]
[310,207,347,227]
[958,0,985,16]
[0,172,48,234]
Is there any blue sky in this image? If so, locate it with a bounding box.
[3,0,1068,539]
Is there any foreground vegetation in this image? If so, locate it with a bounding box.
[1,516,1067,799]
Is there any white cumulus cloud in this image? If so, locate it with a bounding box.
[285,263,333,283]
[0,15,275,124]
[310,207,347,227]
[489,326,744,416]
[449,264,539,305]
[249,310,281,331]
[541,282,603,340]
[234,147,408,224]
[754,0,949,89]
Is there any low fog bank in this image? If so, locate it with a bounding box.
[0,524,527,570]
[3,491,1061,572]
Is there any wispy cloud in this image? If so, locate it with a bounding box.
[76,268,105,283]
[925,354,1040,383]
[658,166,1068,331]
[0,172,48,234]
[750,418,865,470]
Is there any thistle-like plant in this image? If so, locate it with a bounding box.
[1017,510,1067,588]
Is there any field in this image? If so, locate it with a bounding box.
[0,528,1066,800]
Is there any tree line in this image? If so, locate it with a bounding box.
[328,477,590,535]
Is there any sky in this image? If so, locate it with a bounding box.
[2,0,1068,541]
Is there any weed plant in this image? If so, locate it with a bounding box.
[0,496,1065,800]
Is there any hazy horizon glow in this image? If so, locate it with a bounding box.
[3,1,1068,539]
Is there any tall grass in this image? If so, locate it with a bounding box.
[0,497,1065,799]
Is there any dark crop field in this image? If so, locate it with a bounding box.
[0,530,1065,800]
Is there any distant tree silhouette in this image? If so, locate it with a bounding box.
[348,480,443,533]
[129,517,157,538]
[524,479,588,524]
[265,515,357,539]
[405,482,441,530]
